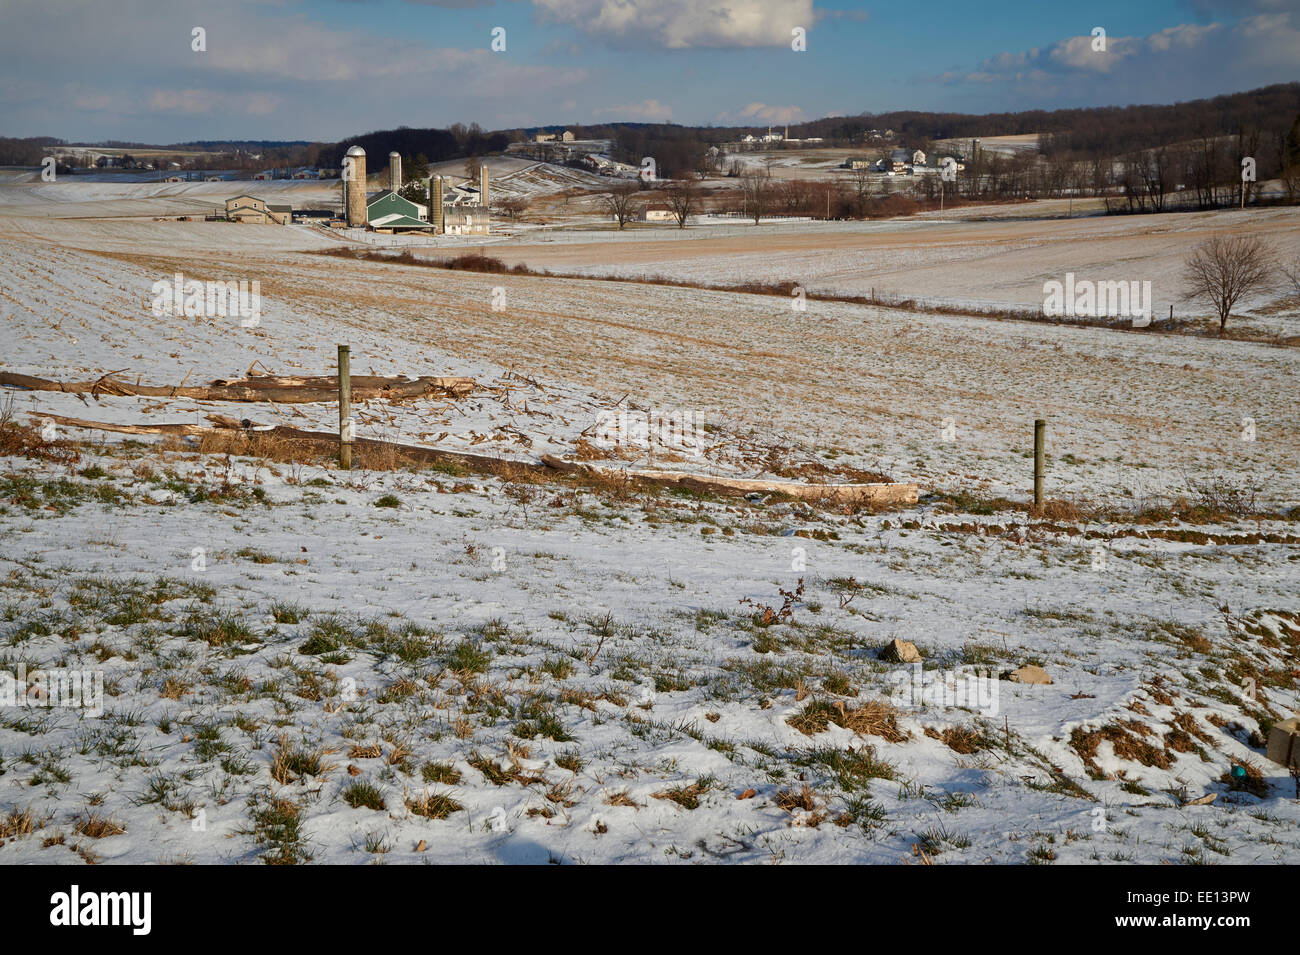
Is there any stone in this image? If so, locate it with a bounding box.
[881,638,922,664]
[1265,717,1300,769]
[1005,665,1053,685]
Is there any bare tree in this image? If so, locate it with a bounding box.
[665,176,699,229]
[603,181,640,229]
[1281,257,1300,298]
[495,196,529,219]
[1182,235,1275,332]
[739,169,773,224]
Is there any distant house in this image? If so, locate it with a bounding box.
[640,203,674,222]
[253,170,275,180]
[291,168,319,180]
[845,158,873,170]
[912,149,927,167]
[224,194,290,225]
[163,176,183,183]
[533,129,575,144]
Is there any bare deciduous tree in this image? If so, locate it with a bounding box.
[665,176,699,229]
[1281,257,1300,298]
[739,169,773,224]
[603,181,640,229]
[1182,235,1275,332]
[495,196,529,219]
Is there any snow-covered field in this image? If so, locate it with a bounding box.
[0,181,1297,865]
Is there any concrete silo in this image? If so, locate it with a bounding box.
[431,176,444,234]
[344,145,367,228]
[388,151,401,194]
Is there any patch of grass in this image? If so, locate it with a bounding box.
[74,812,126,838]
[652,776,715,810]
[0,806,41,838]
[421,761,462,785]
[270,736,335,784]
[799,744,897,789]
[180,607,257,648]
[787,698,906,742]
[445,639,491,673]
[298,617,355,655]
[245,794,312,865]
[341,780,386,811]
[407,790,464,819]
[270,601,308,624]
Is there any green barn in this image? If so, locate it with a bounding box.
[366,191,432,232]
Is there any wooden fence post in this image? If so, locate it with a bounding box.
[338,345,352,470]
[1033,419,1045,512]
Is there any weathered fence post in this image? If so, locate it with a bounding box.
[338,344,352,470]
[1033,419,1045,512]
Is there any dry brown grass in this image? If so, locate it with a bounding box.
[74,812,126,838]
[407,790,464,819]
[0,413,81,465]
[775,782,817,813]
[1070,721,1175,776]
[928,723,985,754]
[603,789,643,809]
[787,698,907,742]
[0,806,42,838]
[270,736,336,784]
[197,430,330,465]
[159,677,191,700]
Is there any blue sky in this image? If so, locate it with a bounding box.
[1,0,1297,142]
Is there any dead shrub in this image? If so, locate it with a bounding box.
[0,403,80,464]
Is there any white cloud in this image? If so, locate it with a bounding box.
[734,102,805,123]
[941,13,1298,96]
[531,0,813,49]
[592,98,673,120]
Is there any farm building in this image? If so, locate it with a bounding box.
[439,208,490,235]
[224,195,291,225]
[338,145,492,235]
[640,203,674,222]
[366,191,433,233]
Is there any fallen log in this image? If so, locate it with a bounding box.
[0,371,474,403]
[38,414,220,437]
[540,455,918,505]
[32,416,918,507]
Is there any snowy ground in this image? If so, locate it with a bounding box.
[0,183,1297,865]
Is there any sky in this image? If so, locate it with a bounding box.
[1,0,1298,143]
